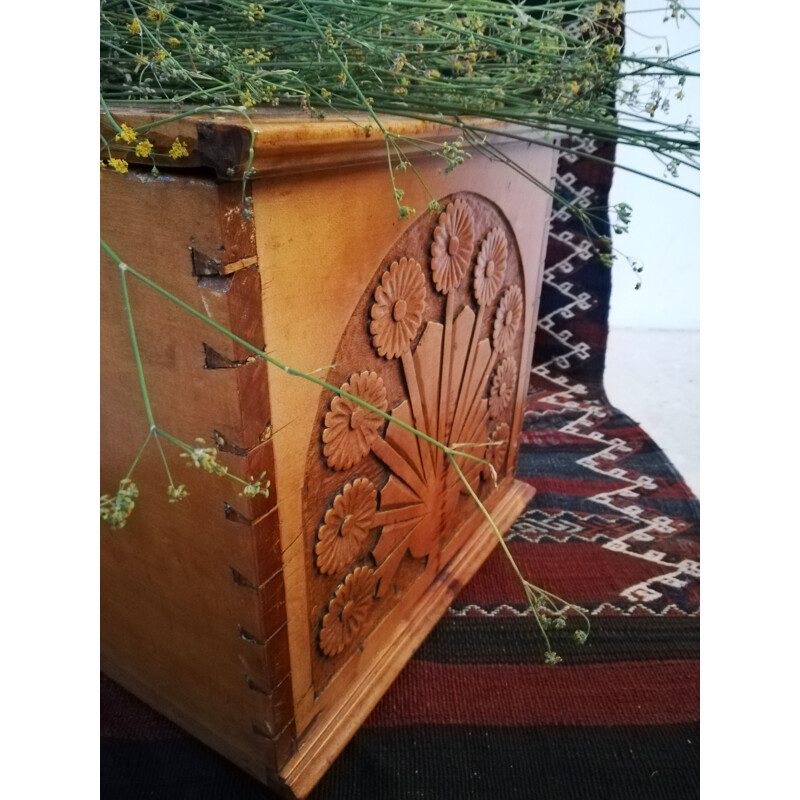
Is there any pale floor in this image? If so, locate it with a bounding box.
[604,328,700,497]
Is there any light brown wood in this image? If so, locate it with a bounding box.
[101,109,558,798]
[100,168,296,780]
[280,476,534,798]
[221,255,259,275]
[102,107,545,178]
[285,188,536,748]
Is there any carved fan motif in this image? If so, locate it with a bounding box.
[314,195,523,659]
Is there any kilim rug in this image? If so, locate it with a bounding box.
[101,136,701,799]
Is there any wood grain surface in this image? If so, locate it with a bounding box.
[101,113,557,797]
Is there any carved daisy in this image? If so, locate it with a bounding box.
[483,422,510,483]
[315,479,377,576]
[474,227,508,307]
[370,257,427,358]
[319,566,376,657]
[493,285,523,355]
[489,357,518,419]
[322,372,388,471]
[430,198,474,294]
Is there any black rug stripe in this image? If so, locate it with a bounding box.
[102,723,699,800]
[413,616,700,665]
[102,737,273,800]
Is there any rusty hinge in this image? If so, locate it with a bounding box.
[191,247,258,277]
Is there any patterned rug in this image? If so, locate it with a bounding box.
[101,138,700,799]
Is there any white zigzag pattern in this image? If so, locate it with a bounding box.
[508,508,626,539]
[526,142,698,606]
[607,547,700,603]
[508,531,611,545]
[448,603,699,619]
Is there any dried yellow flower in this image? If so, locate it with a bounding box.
[115,124,137,144]
[167,37,181,47]
[126,18,141,35]
[168,138,189,159]
[108,158,129,174]
[147,8,167,23]
[135,140,154,158]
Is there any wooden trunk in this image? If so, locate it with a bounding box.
[100,110,557,797]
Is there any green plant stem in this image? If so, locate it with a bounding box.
[298,0,387,136]
[446,451,590,644]
[537,586,592,635]
[446,452,525,585]
[392,112,700,197]
[101,239,488,469]
[153,431,175,486]
[100,94,123,134]
[124,429,154,480]
[152,427,253,487]
[384,136,405,214]
[100,0,699,209]
[447,453,557,653]
[104,234,567,651]
[118,262,156,429]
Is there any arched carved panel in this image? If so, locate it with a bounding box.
[303,193,527,692]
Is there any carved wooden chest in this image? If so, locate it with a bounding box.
[100,110,557,797]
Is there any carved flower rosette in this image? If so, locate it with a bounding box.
[308,194,525,672]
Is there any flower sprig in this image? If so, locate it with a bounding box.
[101,102,191,176]
[100,478,139,531]
[522,579,591,666]
[447,450,591,663]
[99,0,699,245]
[241,471,271,498]
[175,437,269,498]
[168,484,188,503]
[99,244,272,533]
[100,429,271,529]
[180,438,230,476]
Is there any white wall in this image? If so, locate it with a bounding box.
[608,0,700,330]
[603,2,700,494]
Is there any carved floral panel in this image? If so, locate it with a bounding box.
[304,193,527,690]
